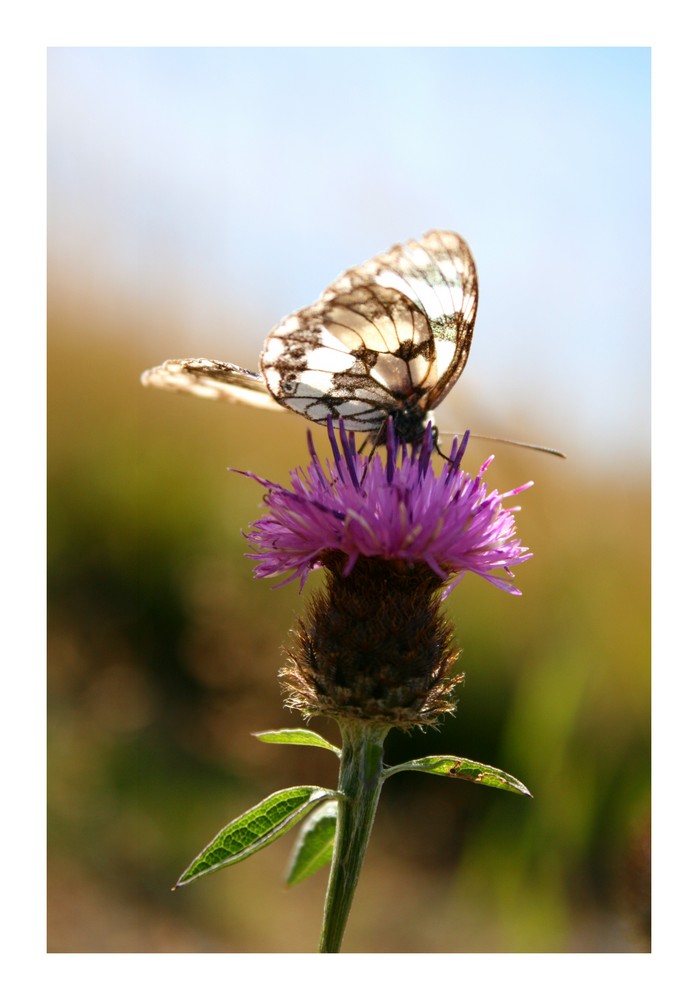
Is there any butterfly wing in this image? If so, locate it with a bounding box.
[260,230,478,439]
[140,358,284,411]
[140,231,478,441]
[261,282,436,436]
[346,229,479,410]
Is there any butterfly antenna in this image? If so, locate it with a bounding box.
[440,430,567,459]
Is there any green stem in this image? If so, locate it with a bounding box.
[318,720,390,953]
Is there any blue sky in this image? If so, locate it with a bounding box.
[48,47,650,468]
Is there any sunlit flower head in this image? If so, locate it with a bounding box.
[236,420,532,596]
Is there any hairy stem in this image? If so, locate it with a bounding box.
[318,720,389,953]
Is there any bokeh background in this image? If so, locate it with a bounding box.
[47,47,650,953]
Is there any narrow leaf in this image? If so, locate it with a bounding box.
[176,786,339,887]
[383,755,532,797]
[254,728,341,756]
[285,800,338,888]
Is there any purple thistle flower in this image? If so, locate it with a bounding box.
[236,420,532,597]
[233,420,534,726]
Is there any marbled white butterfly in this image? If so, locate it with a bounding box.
[141,230,477,445]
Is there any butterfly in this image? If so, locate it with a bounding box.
[141,230,477,445]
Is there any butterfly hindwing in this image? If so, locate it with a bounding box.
[261,282,435,435]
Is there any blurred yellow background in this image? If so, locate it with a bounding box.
[47,48,650,953]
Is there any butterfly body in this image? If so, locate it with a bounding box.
[142,230,478,444]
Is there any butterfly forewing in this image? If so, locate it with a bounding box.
[325,230,477,404]
[140,358,283,411]
[374,230,477,408]
[141,229,478,444]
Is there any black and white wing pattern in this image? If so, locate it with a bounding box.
[141,230,478,444]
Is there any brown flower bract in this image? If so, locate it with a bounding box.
[281,553,463,729]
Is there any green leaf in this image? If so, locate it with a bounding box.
[254,728,341,756]
[382,755,532,797]
[175,786,340,887]
[285,800,338,887]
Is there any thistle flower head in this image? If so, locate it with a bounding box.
[234,421,532,729]
[239,420,532,596]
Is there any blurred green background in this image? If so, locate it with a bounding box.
[47,47,649,953]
